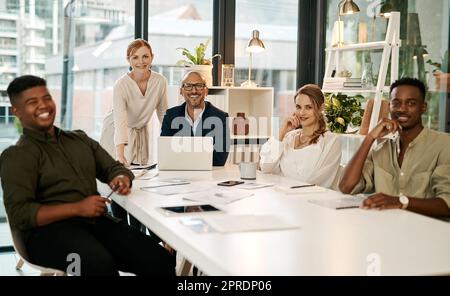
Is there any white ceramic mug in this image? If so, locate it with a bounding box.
[239,162,257,180]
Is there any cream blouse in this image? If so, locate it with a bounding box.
[100,71,168,164]
[259,130,342,189]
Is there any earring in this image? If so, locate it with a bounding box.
[129,66,132,72]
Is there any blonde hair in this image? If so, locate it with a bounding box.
[126,38,153,58]
[294,84,327,144]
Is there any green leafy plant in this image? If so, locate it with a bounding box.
[324,93,364,133]
[176,38,221,66]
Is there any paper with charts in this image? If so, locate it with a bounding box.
[183,188,254,205]
[202,214,300,233]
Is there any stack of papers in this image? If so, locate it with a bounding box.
[308,196,365,210]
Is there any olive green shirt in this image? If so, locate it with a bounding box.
[351,128,450,207]
[0,127,134,231]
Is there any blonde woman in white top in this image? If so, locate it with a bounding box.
[100,39,167,230]
[260,84,341,189]
[100,39,168,165]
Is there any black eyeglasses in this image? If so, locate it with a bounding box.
[182,83,206,91]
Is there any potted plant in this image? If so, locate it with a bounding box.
[324,93,364,133]
[176,38,221,86]
[426,50,450,91]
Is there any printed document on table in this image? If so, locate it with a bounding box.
[134,170,158,180]
[141,184,208,195]
[140,178,191,188]
[129,164,156,170]
[308,195,366,210]
[203,215,300,233]
[274,185,328,194]
[183,188,254,205]
[238,182,274,190]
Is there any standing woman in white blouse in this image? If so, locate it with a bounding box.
[259,84,341,189]
[100,39,168,230]
[100,38,168,166]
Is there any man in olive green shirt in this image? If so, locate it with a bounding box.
[0,75,174,275]
[340,78,450,219]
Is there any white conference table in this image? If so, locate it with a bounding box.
[99,165,450,276]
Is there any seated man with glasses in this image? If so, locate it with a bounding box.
[161,71,230,166]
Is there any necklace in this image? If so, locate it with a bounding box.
[295,132,311,149]
[299,133,310,143]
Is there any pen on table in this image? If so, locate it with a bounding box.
[290,184,316,189]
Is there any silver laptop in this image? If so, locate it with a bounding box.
[158,136,213,171]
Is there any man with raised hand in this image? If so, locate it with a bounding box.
[339,78,450,218]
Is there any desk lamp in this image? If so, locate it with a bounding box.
[334,0,360,47]
[241,30,265,87]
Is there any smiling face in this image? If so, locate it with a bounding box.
[127,45,153,72]
[390,85,427,130]
[180,72,208,110]
[294,94,319,128]
[12,85,56,133]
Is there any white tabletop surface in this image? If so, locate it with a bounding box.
[98,165,450,276]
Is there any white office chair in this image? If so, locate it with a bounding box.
[7,219,66,276]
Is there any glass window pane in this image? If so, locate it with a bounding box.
[235,0,299,129]
[55,0,134,139]
[149,0,213,88]
[147,1,213,164]
[325,0,449,132]
[0,0,135,221]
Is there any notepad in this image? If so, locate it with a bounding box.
[202,215,300,233]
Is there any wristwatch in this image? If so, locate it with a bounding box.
[399,194,409,209]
